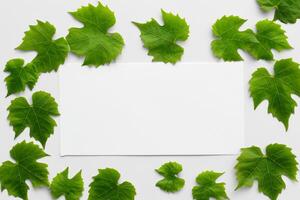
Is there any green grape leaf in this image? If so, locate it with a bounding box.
[133,9,189,64]
[249,58,300,130]
[235,144,298,200]
[0,141,49,200]
[192,171,229,200]
[16,20,69,73]
[66,2,124,67]
[211,16,291,61]
[257,0,300,24]
[211,16,258,61]
[246,19,292,60]
[7,91,60,147]
[4,58,39,97]
[88,168,136,200]
[155,161,185,193]
[50,168,84,200]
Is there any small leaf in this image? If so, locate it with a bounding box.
[88,168,136,200]
[211,16,291,61]
[249,58,300,130]
[4,58,39,96]
[257,0,300,24]
[16,20,69,73]
[155,161,185,192]
[66,2,124,67]
[7,91,60,147]
[0,141,49,200]
[235,144,298,200]
[50,168,84,200]
[192,171,229,200]
[133,9,189,64]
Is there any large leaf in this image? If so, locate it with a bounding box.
[88,168,136,200]
[133,10,189,64]
[192,171,229,200]
[50,168,84,200]
[211,16,291,61]
[0,141,49,200]
[155,161,185,192]
[7,91,60,147]
[66,2,124,67]
[235,144,298,200]
[4,58,39,96]
[246,19,292,60]
[257,0,300,23]
[211,15,258,61]
[249,58,300,130]
[16,20,69,73]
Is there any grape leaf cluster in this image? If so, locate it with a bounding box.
[1,1,300,200]
[211,16,292,61]
[0,142,136,200]
[4,21,69,96]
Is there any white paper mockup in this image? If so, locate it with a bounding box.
[59,63,244,155]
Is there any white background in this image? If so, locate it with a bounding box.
[60,63,244,156]
[0,0,299,199]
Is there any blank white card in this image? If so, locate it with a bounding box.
[59,63,244,155]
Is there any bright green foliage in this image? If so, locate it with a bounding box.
[247,19,292,60]
[257,0,300,24]
[249,58,300,130]
[211,16,258,61]
[4,58,39,96]
[211,16,291,61]
[133,10,189,64]
[88,168,136,200]
[7,91,60,147]
[50,168,84,200]
[192,171,229,200]
[155,161,185,192]
[16,20,69,73]
[235,144,298,200]
[66,2,124,67]
[0,141,49,200]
